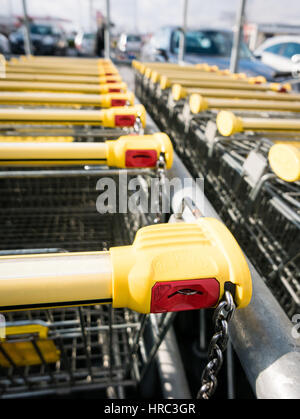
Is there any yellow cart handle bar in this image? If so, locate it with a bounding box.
[148,71,264,85]
[0,132,173,168]
[0,104,146,128]
[5,63,118,78]
[0,91,135,108]
[5,73,123,85]
[160,77,290,92]
[217,111,300,136]
[172,84,300,102]
[189,94,300,114]
[0,219,252,313]
[0,80,127,94]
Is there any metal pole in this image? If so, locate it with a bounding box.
[89,0,94,32]
[167,153,300,399]
[178,0,188,64]
[105,0,111,59]
[21,0,32,56]
[230,0,246,74]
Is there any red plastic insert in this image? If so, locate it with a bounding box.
[109,88,121,93]
[111,99,127,107]
[150,278,220,313]
[114,114,136,127]
[125,149,157,167]
[106,80,117,83]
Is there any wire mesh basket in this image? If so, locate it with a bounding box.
[0,163,174,399]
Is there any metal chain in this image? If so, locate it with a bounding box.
[197,291,236,400]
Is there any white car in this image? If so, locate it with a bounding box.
[0,33,10,54]
[255,36,300,74]
[75,32,96,56]
[117,33,142,59]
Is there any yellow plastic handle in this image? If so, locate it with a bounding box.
[189,93,300,114]
[0,80,127,94]
[0,104,146,127]
[0,132,173,168]
[0,91,134,108]
[0,220,251,314]
[217,111,300,136]
[110,219,252,313]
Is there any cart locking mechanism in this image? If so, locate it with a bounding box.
[0,132,173,168]
[110,218,252,313]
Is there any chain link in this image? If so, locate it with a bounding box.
[197,291,236,400]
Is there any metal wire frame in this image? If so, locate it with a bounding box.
[0,164,176,398]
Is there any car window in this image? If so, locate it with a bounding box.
[264,43,284,55]
[171,30,252,58]
[83,33,95,40]
[30,25,53,36]
[127,35,141,42]
[281,42,300,59]
[153,28,170,50]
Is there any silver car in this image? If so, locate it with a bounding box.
[117,33,142,59]
[75,32,96,56]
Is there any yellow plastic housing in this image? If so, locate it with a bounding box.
[189,94,209,113]
[101,104,146,128]
[0,323,60,367]
[269,144,300,182]
[217,111,245,136]
[172,84,188,101]
[106,132,173,169]
[110,219,252,313]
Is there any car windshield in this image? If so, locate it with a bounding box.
[83,33,95,40]
[172,30,253,58]
[30,24,53,36]
[127,35,141,42]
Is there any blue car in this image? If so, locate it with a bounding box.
[141,27,282,81]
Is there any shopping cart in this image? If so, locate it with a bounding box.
[0,133,252,398]
[0,133,172,398]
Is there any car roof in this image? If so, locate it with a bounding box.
[257,35,300,50]
[160,25,232,33]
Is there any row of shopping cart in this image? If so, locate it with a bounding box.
[133,60,300,320]
[0,56,176,399]
[0,55,255,399]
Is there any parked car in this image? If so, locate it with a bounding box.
[254,36,300,74]
[141,27,281,81]
[74,32,96,56]
[9,23,67,55]
[117,33,142,60]
[0,33,10,54]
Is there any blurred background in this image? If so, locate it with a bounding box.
[0,0,300,86]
